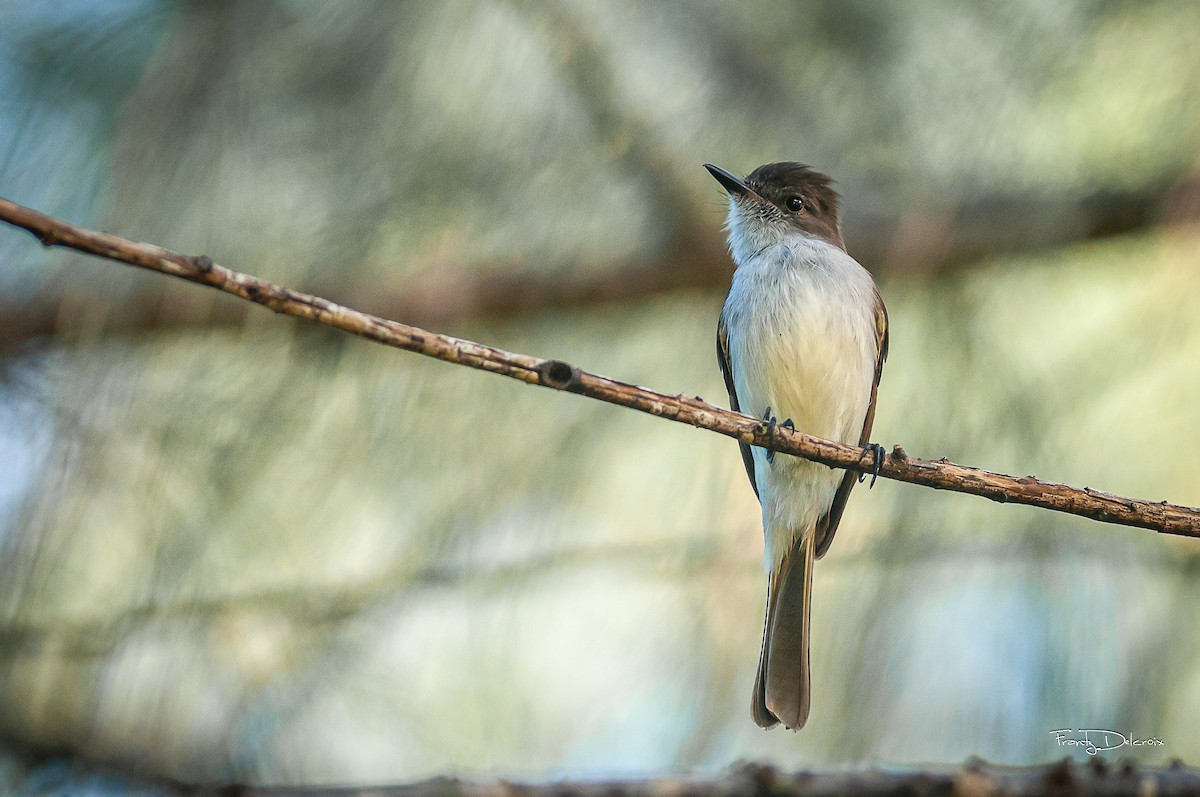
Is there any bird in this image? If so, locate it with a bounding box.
[705,162,888,730]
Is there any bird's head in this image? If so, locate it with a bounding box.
[704,162,845,263]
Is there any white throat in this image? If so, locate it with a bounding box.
[724,198,830,267]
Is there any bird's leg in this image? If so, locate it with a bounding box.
[762,408,796,465]
[762,406,777,464]
[773,419,797,465]
[857,443,886,488]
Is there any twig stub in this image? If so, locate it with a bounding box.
[536,360,581,391]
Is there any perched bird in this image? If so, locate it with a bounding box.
[705,162,888,730]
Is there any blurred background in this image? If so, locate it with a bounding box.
[1,0,1200,789]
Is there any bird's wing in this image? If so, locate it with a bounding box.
[813,288,889,559]
[718,317,758,499]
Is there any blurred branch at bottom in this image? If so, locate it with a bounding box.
[3,752,1198,797]
[253,760,1200,797]
[1,197,1198,537]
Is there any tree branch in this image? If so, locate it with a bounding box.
[3,751,1198,797]
[2,197,1198,537]
[246,760,1200,797]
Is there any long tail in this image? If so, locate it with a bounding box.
[751,530,815,730]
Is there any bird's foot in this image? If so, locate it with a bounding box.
[762,407,776,463]
[858,443,886,488]
[761,408,795,465]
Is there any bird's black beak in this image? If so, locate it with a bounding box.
[704,163,759,199]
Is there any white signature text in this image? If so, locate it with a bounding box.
[1051,729,1164,756]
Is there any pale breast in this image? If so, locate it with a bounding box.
[723,239,877,439]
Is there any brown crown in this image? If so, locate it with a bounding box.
[745,162,844,250]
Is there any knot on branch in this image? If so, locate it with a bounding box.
[537,359,580,391]
[191,255,214,273]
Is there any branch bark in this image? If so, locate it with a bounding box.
[4,750,1199,797]
[2,197,1198,537]
[246,760,1200,797]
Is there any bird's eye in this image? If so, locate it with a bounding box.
[786,196,804,212]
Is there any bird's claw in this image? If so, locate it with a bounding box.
[858,443,886,488]
[762,408,795,465]
[762,407,777,464]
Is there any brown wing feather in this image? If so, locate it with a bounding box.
[813,289,889,559]
[717,318,758,498]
